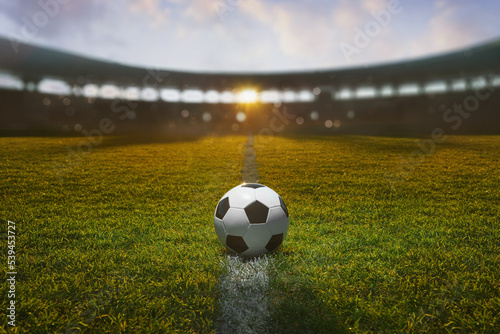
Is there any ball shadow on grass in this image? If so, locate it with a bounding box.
[267,247,349,334]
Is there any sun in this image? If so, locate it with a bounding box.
[237,88,259,103]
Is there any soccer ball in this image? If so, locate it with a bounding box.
[213,183,289,257]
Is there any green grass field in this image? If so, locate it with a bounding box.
[1,134,499,333]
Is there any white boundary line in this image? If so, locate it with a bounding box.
[216,135,272,333]
[241,134,259,183]
[216,255,272,334]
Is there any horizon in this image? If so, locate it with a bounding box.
[2,33,500,75]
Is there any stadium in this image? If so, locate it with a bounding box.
[1,1,500,333]
[1,37,500,135]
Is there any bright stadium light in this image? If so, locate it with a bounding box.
[0,72,23,90]
[141,87,159,101]
[281,91,297,102]
[298,90,315,102]
[451,79,467,92]
[181,89,204,103]
[205,90,220,103]
[260,90,281,103]
[220,91,235,103]
[237,89,259,103]
[124,87,140,100]
[424,81,447,94]
[160,88,181,102]
[336,87,353,100]
[399,83,420,95]
[83,84,99,97]
[39,78,72,95]
[356,86,377,99]
[99,84,121,99]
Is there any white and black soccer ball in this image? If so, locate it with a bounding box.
[213,183,289,257]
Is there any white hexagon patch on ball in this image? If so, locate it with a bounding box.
[214,183,289,257]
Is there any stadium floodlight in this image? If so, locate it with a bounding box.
[336,87,353,100]
[380,84,394,97]
[83,84,99,97]
[160,88,181,102]
[38,78,72,95]
[123,87,140,100]
[214,183,289,257]
[399,83,420,96]
[220,91,235,103]
[298,90,315,102]
[204,90,220,103]
[141,87,159,101]
[281,91,297,102]
[260,90,281,103]
[451,79,467,92]
[100,84,121,99]
[424,81,447,94]
[492,75,500,87]
[356,86,377,99]
[471,76,488,89]
[181,89,204,103]
[0,72,23,91]
[236,88,259,103]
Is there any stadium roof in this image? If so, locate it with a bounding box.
[1,37,499,89]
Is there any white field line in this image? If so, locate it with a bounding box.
[241,134,259,183]
[216,135,271,333]
[216,255,272,334]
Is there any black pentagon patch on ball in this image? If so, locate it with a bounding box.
[242,183,265,189]
[215,197,230,219]
[226,235,249,253]
[265,233,283,252]
[245,201,269,224]
[279,196,289,218]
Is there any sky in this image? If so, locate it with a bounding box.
[1,0,500,73]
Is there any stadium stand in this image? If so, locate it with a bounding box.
[0,37,499,135]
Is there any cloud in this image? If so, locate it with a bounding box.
[0,0,499,72]
[182,0,220,24]
[129,0,171,27]
[362,0,388,13]
[0,0,106,39]
[239,0,273,24]
[236,0,346,69]
[329,0,405,66]
[332,5,363,29]
[409,0,490,58]
[0,11,18,35]
[129,0,158,14]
